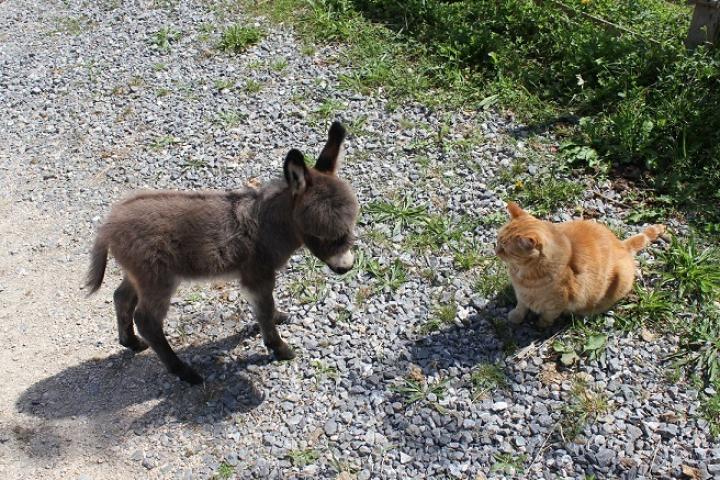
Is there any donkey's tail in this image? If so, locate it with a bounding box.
[85,237,108,295]
[623,224,666,255]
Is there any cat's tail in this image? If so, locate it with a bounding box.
[623,224,666,255]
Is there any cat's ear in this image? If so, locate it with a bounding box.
[517,236,537,251]
[507,202,527,219]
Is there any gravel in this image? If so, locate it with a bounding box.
[0,0,711,479]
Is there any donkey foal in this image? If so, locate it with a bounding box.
[85,122,358,384]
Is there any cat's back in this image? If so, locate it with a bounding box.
[556,219,624,254]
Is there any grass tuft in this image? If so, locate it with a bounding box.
[218,24,264,53]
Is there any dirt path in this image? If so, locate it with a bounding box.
[0,196,147,478]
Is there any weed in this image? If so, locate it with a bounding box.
[366,196,427,235]
[52,16,88,35]
[615,285,675,332]
[490,452,527,476]
[216,110,247,128]
[660,236,720,301]
[150,135,181,150]
[669,305,720,385]
[270,57,289,72]
[153,62,168,71]
[244,79,262,93]
[365,258,407,292]
[214,78,235,90]
[700,387,720,439]
[156,88,170,98]
[182,158,207,172]
[552,318,608,367]
[218,24,264,53]
[287,448,320,468]
[151,26,181,52]
[470,363,508,400]
[391,377,448,413]
[419,302,457,334]
[212,462,234,480]
[311,360,339,384]
[560,378,610,441]
[472,256,511,301]
[312,99,344,121]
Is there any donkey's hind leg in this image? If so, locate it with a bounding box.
[133,283,203,385]
[114,276,148,352]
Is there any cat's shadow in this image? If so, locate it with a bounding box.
[407,286,566,373]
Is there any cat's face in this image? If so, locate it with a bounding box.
[495,202,546,264]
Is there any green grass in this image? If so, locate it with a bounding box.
[365,196,427,235]
[614,285,676,332]
[214,78,235,90]
[670,305,720,385]
[700,386,720,439]
[419,302,458,334]
[560,378,610,441]
[660,236,720,301]
[244,79,262,93]
[271,57,289,72]
[216,110,247,128]
[470,363,508,400]
[218,24,264,53]
[246,0,720,227]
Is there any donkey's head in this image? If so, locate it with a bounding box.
[284,121,359,274]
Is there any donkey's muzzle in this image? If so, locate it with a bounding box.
[326,250,354,275]
[330,264,352,275]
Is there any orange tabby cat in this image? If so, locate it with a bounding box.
[495,202,665,327]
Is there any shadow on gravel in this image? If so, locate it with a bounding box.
[408,288,562,374]
[16,330,268,430]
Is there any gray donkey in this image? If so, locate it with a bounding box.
[85,122,358,384]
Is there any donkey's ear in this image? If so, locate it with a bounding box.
[315,121,346,174]
[284,149,311,195]
[507,201,527,219]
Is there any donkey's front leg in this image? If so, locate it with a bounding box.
[247,282,295,360]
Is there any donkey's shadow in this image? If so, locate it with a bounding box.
[16,327,268,432]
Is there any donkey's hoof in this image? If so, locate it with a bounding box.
[273,343,295,361]
[274,311,290,325]
[176,366,204,385]
[121,336,149,353]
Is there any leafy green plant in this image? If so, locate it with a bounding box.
[552,324,607,367]
[288,448,320,468]
[213,462,234,480]
[365,258,407,291]
[218,24,264,53]
[490,452,527,475]
[151,26,181,52]
[244,79,262,93]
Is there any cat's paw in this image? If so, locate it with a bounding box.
[537,313,559,328]
[508,308,527,324]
